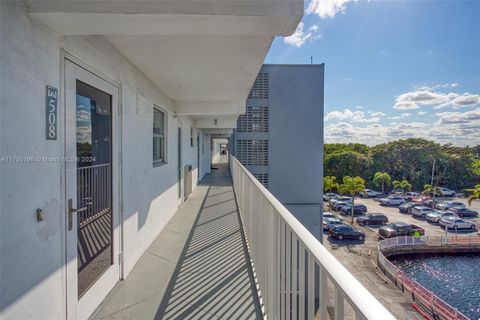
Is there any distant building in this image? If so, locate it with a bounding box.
[230,64,324,238]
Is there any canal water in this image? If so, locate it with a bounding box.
[389,253,480,319]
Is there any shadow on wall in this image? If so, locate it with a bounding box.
[135,162,199,231]
[155,166,263,319]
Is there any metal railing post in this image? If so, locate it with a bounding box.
[230,156,396,320]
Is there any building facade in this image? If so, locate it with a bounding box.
[0,2,301,319]
[230,64,324,238]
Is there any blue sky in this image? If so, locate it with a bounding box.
[265,0,480,146]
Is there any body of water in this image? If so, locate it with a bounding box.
[389,253,480,319]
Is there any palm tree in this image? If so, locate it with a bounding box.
[324,176,339,206]
[466,184,480,206]
[392,179,412,195]
[373,172,391,195]
[422,184,441,208]
[338,176,366,224]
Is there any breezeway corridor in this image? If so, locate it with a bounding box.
[90,156,262,319]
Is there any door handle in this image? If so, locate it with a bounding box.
[67,199,87,231]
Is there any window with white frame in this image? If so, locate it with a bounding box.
[153,106,167,166]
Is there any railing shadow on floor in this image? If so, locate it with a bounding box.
[155,170,263,320]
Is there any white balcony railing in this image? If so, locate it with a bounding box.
[230,156,396,320]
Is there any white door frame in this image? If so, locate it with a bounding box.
[64,58,122,320]
[177,122,183,205]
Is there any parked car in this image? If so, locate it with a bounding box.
[323,193,338,202]
[439,187,456,197]
[440,218,476,230]
[329,196,351,209]
[378,222,425,239]
[340,204,367,216]
[323,212,343,221]
[364,189,381,198]
[423,199,434,208]
[329,226,365,240]
[357,214,388,226]
[426,210,456,223]
[331,201,349,211]
[411,196,431,204]
[322,218,346,231]
[449,207,479,218]
[380,196,406,206]
[404,192,420,201]
[438,215,457,227]
[398,202,415,213]
[412,206,434,219]
[435,201,465,210]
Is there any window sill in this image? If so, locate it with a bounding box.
[153,161,167,168]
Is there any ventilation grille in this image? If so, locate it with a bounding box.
[237,139,268,166]
[248,73,269,99]
[237,106,269,133]
[253,173,269,188]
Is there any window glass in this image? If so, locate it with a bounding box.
[153,107,167,165]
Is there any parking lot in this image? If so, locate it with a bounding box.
[320,196,480,319]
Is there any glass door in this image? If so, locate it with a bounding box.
[64,60,121,320]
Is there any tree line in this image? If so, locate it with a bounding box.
[324,138,480,192]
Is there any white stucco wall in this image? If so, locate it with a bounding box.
[0,2,208,319]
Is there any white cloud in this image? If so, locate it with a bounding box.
[388,112,411,120]
[356,105,364,109]
[370,111,385,117]
[435,108,480,125]
[284,22,321,47]
[325,109,480,146]
[307,0,358,18]
[393,89,480,110]
[418,111,427,115]
[325,108,382,123]
[451,83,459,88]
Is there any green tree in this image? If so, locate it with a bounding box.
[422,184,441,208]
[373,172,391,194]
[466,184,480,206]
[324,176,339,206]
[324,151,372,182]
[338,176,366,224]
[392,179,412,195]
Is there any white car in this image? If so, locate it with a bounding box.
[364,189,381,198]
[329,196,351,209]
[323,212,343,221]
[439,187,456,197]
[435,201,465,210]
[405,192,420,200]
[323,193,338,201]
[440,218,476,230]
[412,206,433,219]
[380,196,406,206]
[426,210,456,223]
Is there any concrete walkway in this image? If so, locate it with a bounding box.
[91,157,262,320]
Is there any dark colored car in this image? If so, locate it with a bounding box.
[340,204,367,215]
[450,207,478,218]
[357,214,388,226]
[398,202,415,213]
[322,218,346,231]
[329,226,365,240]
[378,222,425,239]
